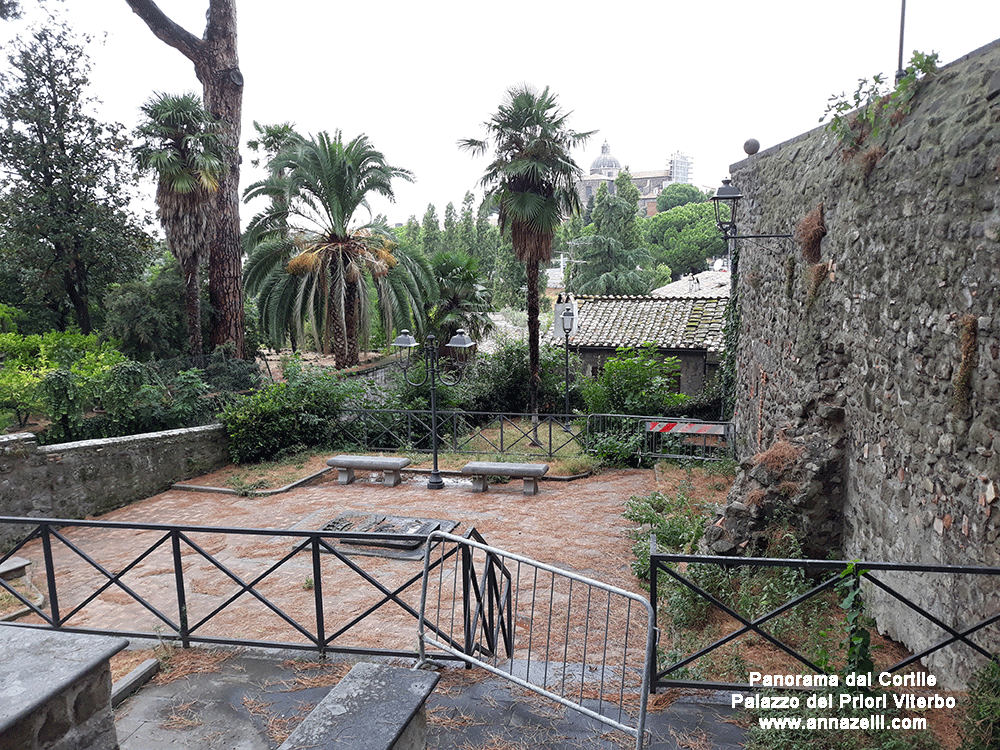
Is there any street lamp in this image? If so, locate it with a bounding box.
[559,306,575,426]
[710,178,742,239]
[392,329,475,490]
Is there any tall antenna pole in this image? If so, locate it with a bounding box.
[895,0,907,84]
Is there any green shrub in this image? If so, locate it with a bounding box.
[624,478,705,578]
[465,336,584,415]
[961,658,1000,750]
[221,384,303,464]
[38,368,86,442]
[588,429,650,468]
[583,344,688,416]
[221,359,374,463]
[0,366,42,428]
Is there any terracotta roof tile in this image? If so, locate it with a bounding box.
[550,295,727,352]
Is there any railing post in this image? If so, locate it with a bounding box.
[40,523,60,626]
[648,534,658,693]
[461,541,474,661]
[171,529,190,648]
[312,535,326,658]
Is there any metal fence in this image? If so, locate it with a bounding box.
[0,516,502,663]
[335,407,733,462]
[649,550,1000,692]
[585,414,734,462]
[418,531,657,750]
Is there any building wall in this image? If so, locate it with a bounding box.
[728,39,1000,685]
[0,425,230,551]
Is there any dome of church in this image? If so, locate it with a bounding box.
[590,141,620,175]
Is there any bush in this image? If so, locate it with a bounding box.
[582,344,688,416]
[466,336,584,415]
[624,481,706,578]
[102,255,191,362]
[587,429,650,468]
[960,658,1000,750]
[0,366,42,427]
[221,358,375,463]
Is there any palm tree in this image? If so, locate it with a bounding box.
[243,130,422,367]
[460,84,592,422]
[134,92,223,355]
[426,249,494,343]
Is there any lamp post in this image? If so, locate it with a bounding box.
[392,329,475,490]
[559,306,575,427]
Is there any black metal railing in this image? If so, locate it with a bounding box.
[333,408,733,462]
[0,516,510,662]
[649,550,1000,692]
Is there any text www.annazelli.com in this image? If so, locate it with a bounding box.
[757,716,928,731]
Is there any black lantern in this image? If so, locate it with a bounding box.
[710,179,742,238]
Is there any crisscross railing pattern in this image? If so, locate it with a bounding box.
[649,551,1000,692]
[0,516,503,663]
[335,408,588,459]
[333,407,733,463]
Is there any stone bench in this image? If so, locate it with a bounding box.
[0,556,30,581]
[277,661,439,750]
[461,461,549,495]
[327,455,411,487]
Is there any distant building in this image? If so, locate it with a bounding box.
[575,141,693,218]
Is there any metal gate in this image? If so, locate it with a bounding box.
[416,531,657,750]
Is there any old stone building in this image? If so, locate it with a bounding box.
[549,293,726,396]
[575,141,692,216]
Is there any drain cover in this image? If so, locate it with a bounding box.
[322,513,448,550]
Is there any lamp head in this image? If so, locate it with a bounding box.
[710,179,742,237]
[392,329,418,369]
[559,306,575,335]
[446,329,475,364]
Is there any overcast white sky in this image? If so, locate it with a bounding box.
[3,1,1000,228]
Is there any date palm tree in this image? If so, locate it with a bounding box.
[243,130,425,367]
[134,92,223,355]
[460,84,592,423]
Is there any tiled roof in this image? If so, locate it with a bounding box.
[652,270,732,299]
[551,295,727,352]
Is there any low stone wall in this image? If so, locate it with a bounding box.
[0,425,229,551]
[1,628,128,750]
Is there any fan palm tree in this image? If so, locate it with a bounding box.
[460,84,592,421]
[426,249,494,343]
[243,130,423,367]
[134,92,223,355]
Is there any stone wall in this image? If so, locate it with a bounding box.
[0,425,229,551]
[726,40,1000,686]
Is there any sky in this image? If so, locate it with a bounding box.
[2,1,1000,229]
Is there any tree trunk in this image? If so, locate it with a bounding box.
[525,258,541,442]
[124,0,245,358]
[342,280,360,369]
[182,255,203,355]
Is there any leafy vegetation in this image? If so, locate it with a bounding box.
[960,658,1000,750]
[821,51,939,159]
[624,479,704,578]
[582,344,687,416]
[0,21,154,334]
